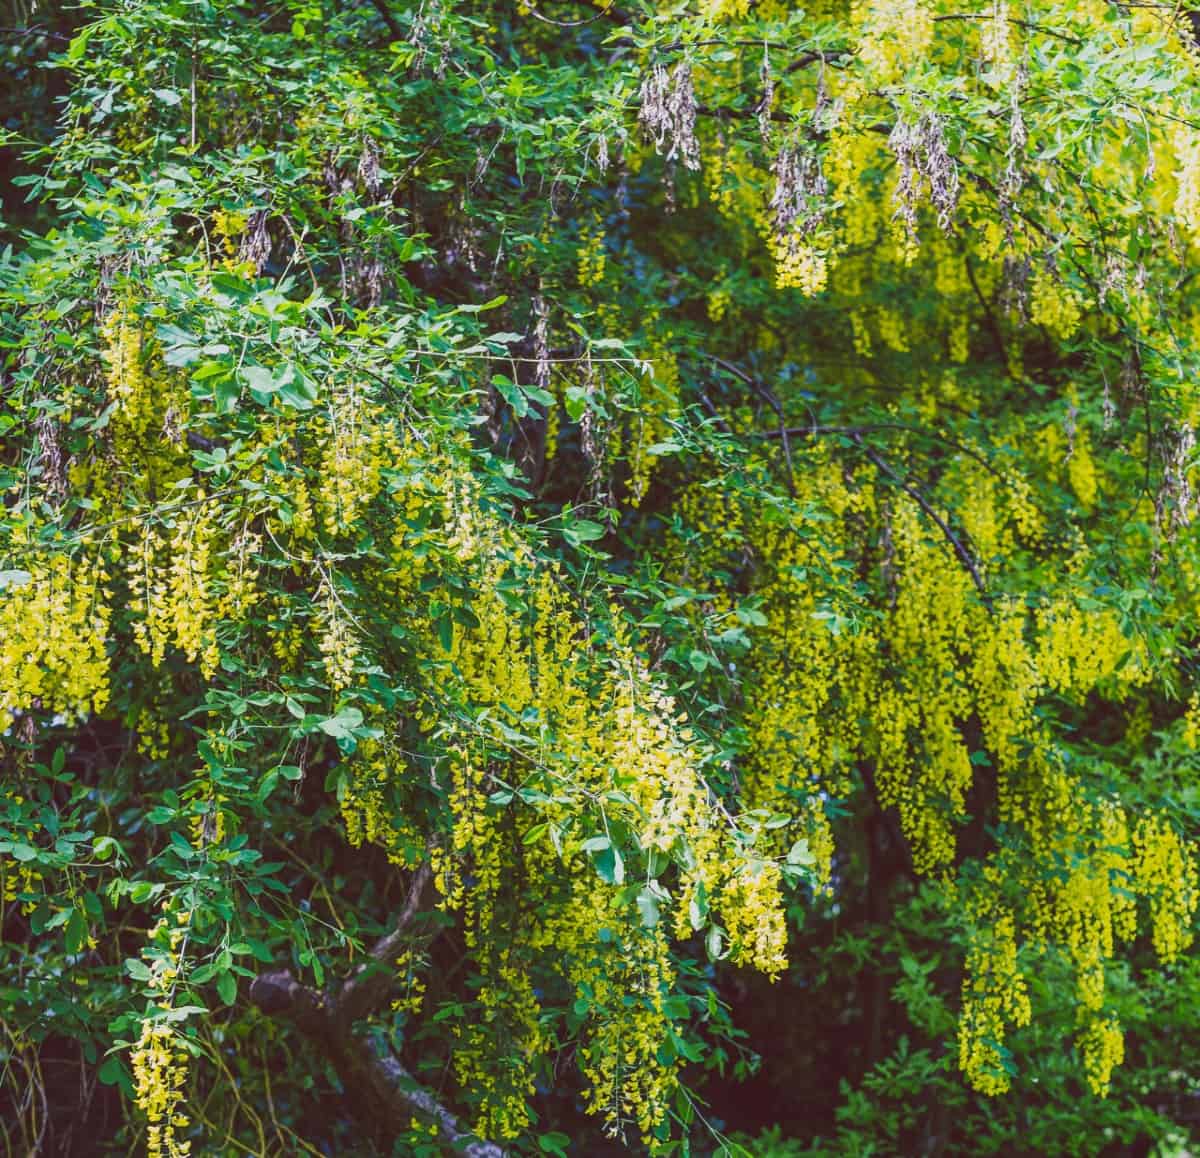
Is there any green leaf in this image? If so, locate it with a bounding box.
[277,366,318,410]
[98,1056,127,1087]
[636,887,661,929]
[705,924,724,962]
[216,971,237,1006]
[64,908,87,954]
[787,839,816,867]
[454,294,508,314]
[538,1132,571,1157]
[689,878,709,931]
[66,25,94,63]
[563,518,606,548]
[592,843,624,886]
[317,707,364,739]
[492,374,528,418]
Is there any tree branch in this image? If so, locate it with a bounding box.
[366,0,402,39]
[340,861,433,1023]
[754,421,1004,480]
[852,435,990,602]
[711,355,795,494]
[250,862,500,1155]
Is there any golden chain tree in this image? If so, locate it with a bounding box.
[1,0,1200,1154]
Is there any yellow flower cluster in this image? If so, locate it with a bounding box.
[722,859,788,979]
[702,0,752,20]
[0,796,43,914]
[1078,1013,1124,1097]
[340,729,423,869]
[536,877,679,1142]
[316,577,359,692]
[1183,692,1200,748]
[128,506,221,678]
[1066,429,1099,509]
[1036,595,1148,699]
[1055,862,1115,1012]
[707,285,731,322]
[1132,815,1198,965]
[391,947,427,1017]
[452,950,544,1138]
[666,424,1200,1104]
[958,911,1031,1095]
[674,457,872,894]
[1030,273,1084,341]
[981,0,1015,76]
[102,303,157,434]
[211,208,247,259]
[316,392,395,537]
[100,302,189,491]
[145,904,193,993]
[771,233,828,295]
[827,121,886,250]
[576,923,677,1142]
[0,552,110,732]
[1,861,41,911]
[876,308,911,353]
[876,504,977,872]
[854,0,933,82]
[577,219,607,287]
[131,1021,191,1158]
[627,332,681,505]
[188,797,226,848]
[1173,125,1200,238]
[226,531,263,625]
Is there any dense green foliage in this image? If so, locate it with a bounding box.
[3,0,1200,1154]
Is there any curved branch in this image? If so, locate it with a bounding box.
[366,0,402,40]
[852,435,990,602]
[340,861,433,1023]
[754,421,1004,480]
[250,862,500,1155]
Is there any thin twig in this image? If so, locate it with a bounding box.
[755,422,1004,479]
[852,434,990,601]
[339,862,433,1022]
[711,356,795,493]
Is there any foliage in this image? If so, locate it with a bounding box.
[2,0,1200,1154]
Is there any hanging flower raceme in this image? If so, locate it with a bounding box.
[0,550,111,732]
[131,1021,192,1158]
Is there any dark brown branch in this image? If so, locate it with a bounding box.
[785,49,848,74]
[711,356,795,494]
[756,422,1003,480]
[186,431,217,453]
[340,861,433,1023]
[366,0,402,39]
[695,389,733,434]
[0,24,70,41]
[249,862,500,1155]
[525,0,623,28]
[852,435,990,601]
[696,101,793,125]
[932,12,1084,45]
[962,253,1010,372]
[250,967,502,1156]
